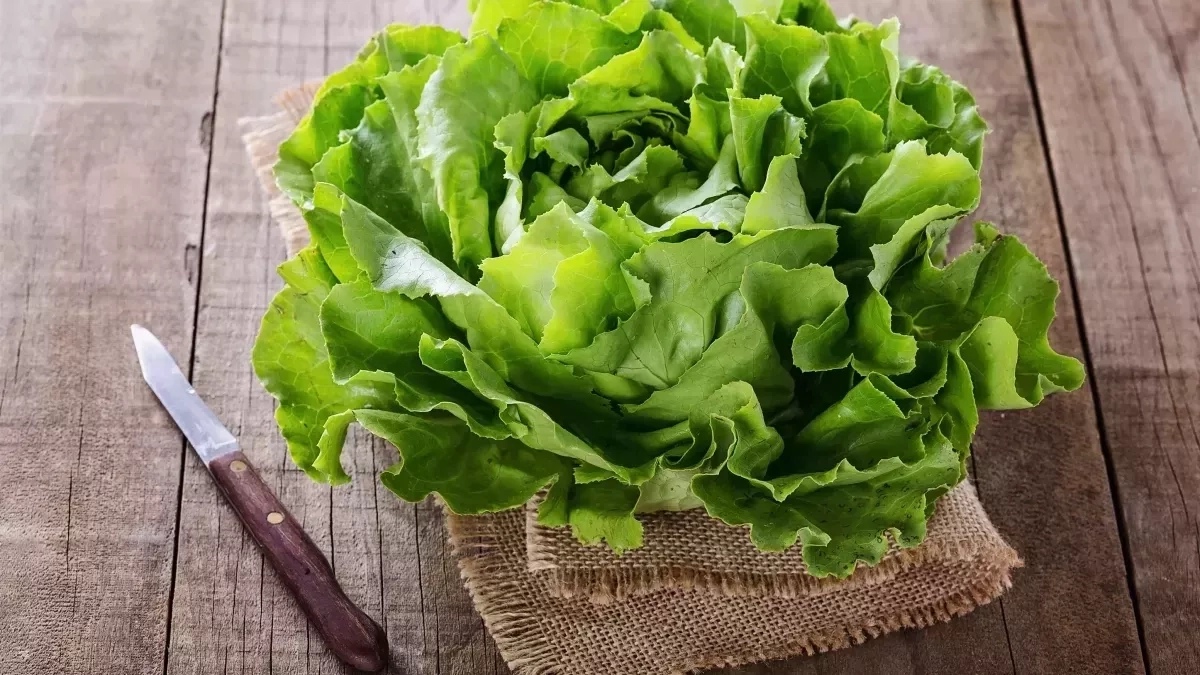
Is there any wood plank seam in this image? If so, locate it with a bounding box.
[160,0,231,673]
[1,0,228,668]
[166,3,492,673]
[968,446,1020,675]
[371,437,389,641]
[1012,0,1192,671]
[1010,2,1154,670]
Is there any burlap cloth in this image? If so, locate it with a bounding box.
[241,82,1021,675]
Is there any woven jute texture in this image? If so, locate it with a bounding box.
[241,82,1022,675]
[527,481,1019,605]
[455,494,1015,675]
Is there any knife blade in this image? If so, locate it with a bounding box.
[131,324,238,464]
[131,325,389,673]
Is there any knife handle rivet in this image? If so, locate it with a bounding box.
[230,460,248,472]
[267,512,285,525]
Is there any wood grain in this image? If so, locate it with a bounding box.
[1018,0,1200,672]
[162,2,337,670]
[164,0,373,672]
[0,0,223,673]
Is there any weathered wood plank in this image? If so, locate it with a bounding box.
[0,0,223,673]
[168,1,1147,674]
[1018,0,1200,672]
[163,1,344,668]
[166,1,490,674]
[717,1,1144,672]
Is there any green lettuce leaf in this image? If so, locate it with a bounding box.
[252,248,400,481]
[364,410,567,513]
[416,36,539,274]
[740,15,827,115]
[497,1,641,97]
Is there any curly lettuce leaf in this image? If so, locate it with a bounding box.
[362,410,568,513]
[416,36,540,274]
[889,223,1085,408]
[252,248,400,481]
[276,25,463,206]
[740,15,827,115]
[497,1,641,97]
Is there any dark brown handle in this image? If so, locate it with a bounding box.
[209,451,388,673]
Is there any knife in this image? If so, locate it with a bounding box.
[131,325,389,673]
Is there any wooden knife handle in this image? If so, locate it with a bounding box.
[209,451,388,673]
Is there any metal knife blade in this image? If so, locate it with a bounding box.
[131,324,238,464]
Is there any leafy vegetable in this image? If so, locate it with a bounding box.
[255,0,1083,577]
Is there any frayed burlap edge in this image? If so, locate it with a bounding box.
[535,532,1021,605]
[526,484,1022,604]
[448,515,565,675]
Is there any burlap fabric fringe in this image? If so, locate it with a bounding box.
[527,482,1020,605]
[240,82,1022,675]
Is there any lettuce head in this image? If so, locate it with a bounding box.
[252,0,1083,577]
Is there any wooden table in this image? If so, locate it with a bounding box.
[2,0,1197,673]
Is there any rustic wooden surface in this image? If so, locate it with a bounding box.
[1018,1,1200,673]
[0,0,1193,673]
